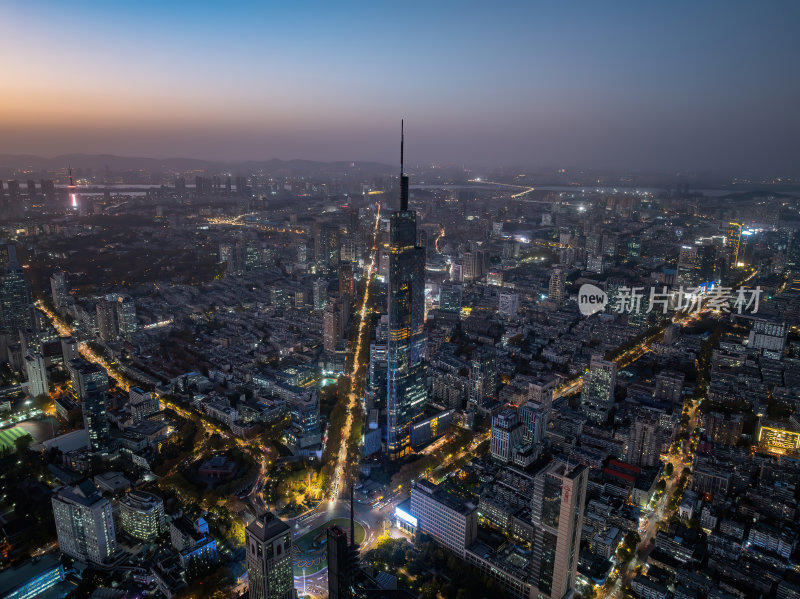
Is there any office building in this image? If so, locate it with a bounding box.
[83,382,110,453]
[439,283,462,313]
[581,357,617,424]
[529,461,588,599]
[130,387,160,421]
[245,511,295,599]
[627,413,661,467]
[676,245,701,287]
[519,401,547,445]
[116,294,137,337]
[491,408,522,463]
[52,480,117,566]
[24,352,48,398]
[409,479,478,558]
[0,263,34,334]
[469,346,497,408]
[67,358,109,400]
[119,490,166,541]
[748,317,788,353]
[387,124,427,459]
[170,515,219,570]
[0,554,65,599]
[757,420,800,455]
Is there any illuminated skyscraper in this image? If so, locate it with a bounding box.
[469,346,497,408]
[727,222,742,267]
[83,382,110,453]
[387,122,426,459]
[116,294,137,337]
[0,256,34,335]
[677,245,701,286]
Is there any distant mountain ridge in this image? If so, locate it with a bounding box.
[0,153,394,176]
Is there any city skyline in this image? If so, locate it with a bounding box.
[2,3,800,599]
[2,2,799,174]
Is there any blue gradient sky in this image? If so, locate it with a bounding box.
[1,1,798,173]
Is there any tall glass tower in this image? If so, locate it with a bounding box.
[387,122,426,459]
[0,245,33,335]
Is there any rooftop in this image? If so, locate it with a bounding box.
[246,511,290,542]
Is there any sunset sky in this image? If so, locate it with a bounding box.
[2,1,798,173]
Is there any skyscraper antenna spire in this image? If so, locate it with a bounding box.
[399,120,409,211]
[400,119,404,177]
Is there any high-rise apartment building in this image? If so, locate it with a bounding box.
[490,408,522,462]
[469,346,497,408]
[52,481,117,566]
[627,413,661,467]
[318,223,341,268]
[83,382,110,453]
[245,512,295,599]
[24,352,48,398]
[581,356,617,424]
[548,268,566,304]
[312,278,328,312]
[96,296,118,341]
[498,292,519,317]
[50,270,71,311]
[654,370,685,404]
[386,124,426,459]
[323,300,343,352]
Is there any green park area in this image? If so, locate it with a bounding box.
[292,518,366,576]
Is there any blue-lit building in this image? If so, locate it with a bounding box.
[170,515,219,571]
[0,555,65,599]
[387,125,427,459]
